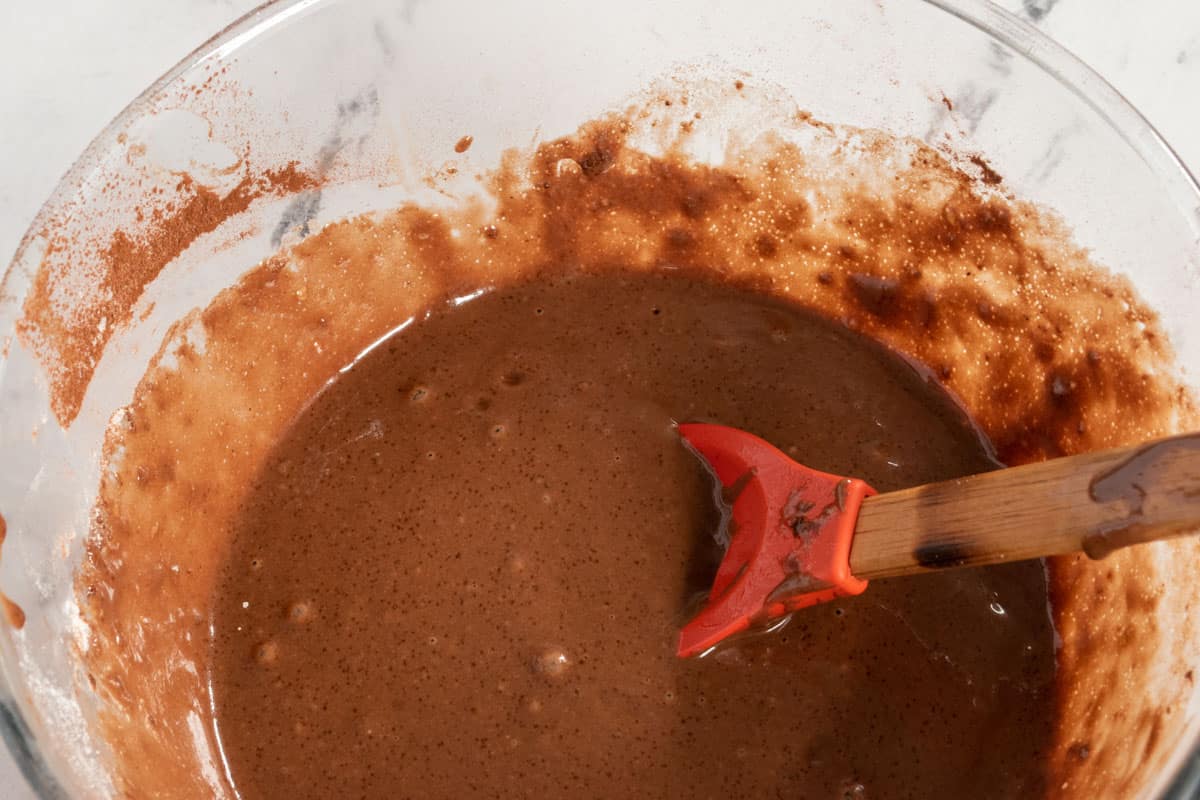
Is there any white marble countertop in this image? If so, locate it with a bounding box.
[1,0,1198,796]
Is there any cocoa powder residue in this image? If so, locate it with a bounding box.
[968,153,1003,186]
[16,162,317,426]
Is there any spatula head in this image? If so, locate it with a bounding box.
[677,423,875,657]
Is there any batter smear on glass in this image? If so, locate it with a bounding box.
[209,271,1055,799]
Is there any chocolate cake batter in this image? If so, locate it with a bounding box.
[68,82,1197,799]
[209,271,1056,799]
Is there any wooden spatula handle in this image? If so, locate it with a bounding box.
[848,432,1200,580]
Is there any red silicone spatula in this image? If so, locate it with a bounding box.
[676,423,1200,658]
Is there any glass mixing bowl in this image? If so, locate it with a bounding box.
[1,0,1198,796]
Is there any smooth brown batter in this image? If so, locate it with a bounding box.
[210,271,1055,799]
